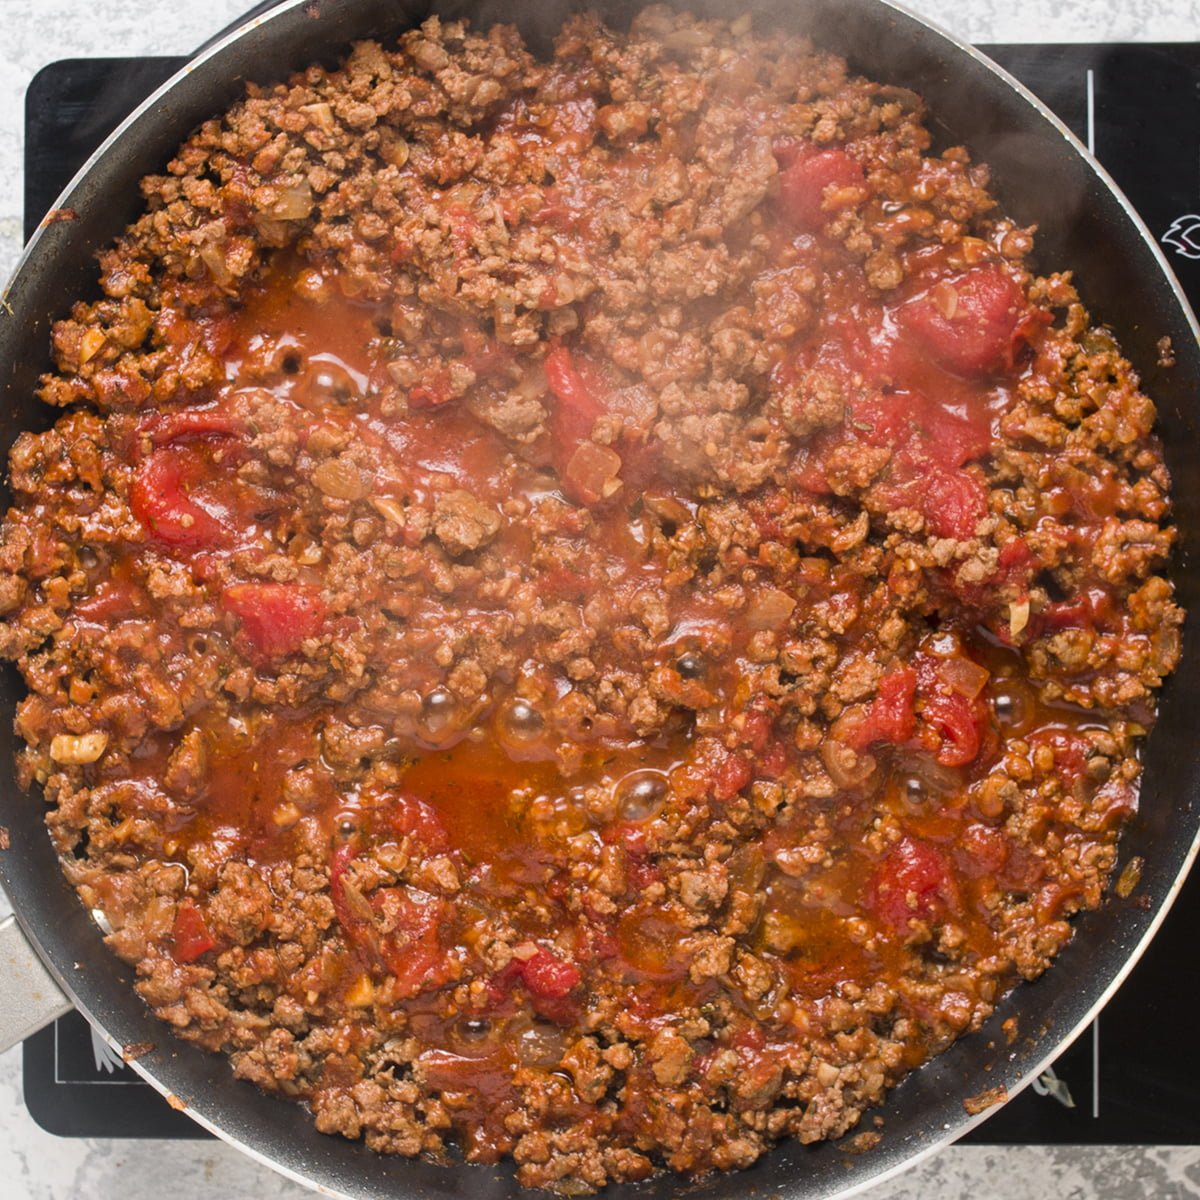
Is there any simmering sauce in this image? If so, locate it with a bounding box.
[1,9,1179,1190]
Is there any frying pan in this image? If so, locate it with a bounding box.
[0,1,1197,1197]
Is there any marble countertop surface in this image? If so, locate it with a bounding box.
[2,0,1200,1197]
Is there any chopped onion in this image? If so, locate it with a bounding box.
[268,181,314,221]
[344,974,375,1007]
[312,457,369,501]
[299,101,335,132]
[747,587,796,631]
[663,27,712,49]
[931,281,960,319]
[891,751,964,805]
[938,655,990,699]
[197,242,233,287]
[643,492,691,531]
[1009,598,1030,638]
[49,731,108,764]
[1115,855,1144,899]
[78,328,106,365]
[565,441,622,504]
[370,496,406,526]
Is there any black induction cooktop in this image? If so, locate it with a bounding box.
[19,41,1200,1144]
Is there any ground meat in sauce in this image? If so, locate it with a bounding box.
[0,7,1183,1193]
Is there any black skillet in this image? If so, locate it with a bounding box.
[0,1,1197,1197]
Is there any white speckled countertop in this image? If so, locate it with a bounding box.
[3,1,1200,1196]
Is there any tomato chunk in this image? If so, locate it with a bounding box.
[849,667,917,751]
[221,582,325,660]
[922,690,983,767]
[73,577,144,624]
[136,406,240,453]
[1036,588,1113,635]
[847,392,912,450]
[899,265,1030,376]
[485,946,584,1024]
[960,823,1010,873]
[921,469,988,540]
[520,947,582,1001]
[544,344,605,450]
[387,792,450,851]
[790,440,834,494]
[543,345,626,504]
[997,536,1034,576]
[1027,728,1090,786]
[373,887,447,997]
[869,837,959,932]
[712,749,753,801]
[777,145,866,230]
[171,900,216,963]
[917,410,991,473]
[130,448,229,550]
[330,843,449,998]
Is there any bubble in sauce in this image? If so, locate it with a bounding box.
[991,680,1034,732]
[454,1017,493,1043]
[614,770,669,821]
[501,698,545,742]
[299,359,361,409]
[417,688,459,744]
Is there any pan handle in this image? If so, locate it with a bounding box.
[0,914,73,1054]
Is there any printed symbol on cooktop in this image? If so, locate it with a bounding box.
[1162,214,1200,260]
[90,1025,126,1075]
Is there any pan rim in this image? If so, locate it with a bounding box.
[0,3,1197,1199]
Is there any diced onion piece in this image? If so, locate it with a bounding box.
[345,974,376,1007]
[268,181,314,221]
[515,1021,567,1067]
[50,731,108,764]
[644,492,692,530]
[312,457,369,500]
[300,101,335,131]
[371,496,406,526]
[380,131,410,168]
[931,281,959,319]
[938,655,990,700]
[564,441,622,504]
[956,236,992,266]
[78,328,106,365]
[892,751,964,802]
[747,587,796,631]
[197,242,233,287]
[663,27,712,49]
[272,802,301,828]
[1009,598,1030,638]
[1115,855,1144,899]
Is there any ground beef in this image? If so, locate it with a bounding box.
[0,7,1183,1194]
